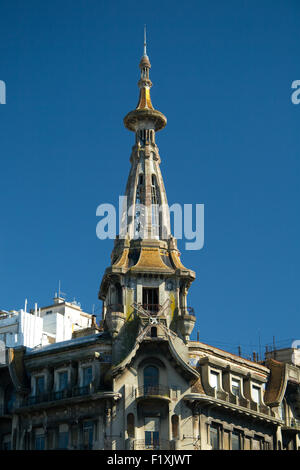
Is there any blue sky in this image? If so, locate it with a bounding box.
[0,0,299,359]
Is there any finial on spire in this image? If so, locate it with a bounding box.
[143,24,147,56]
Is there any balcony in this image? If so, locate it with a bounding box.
[107,304,124,313]
[135,385,171,402]
[142,304,161,315]
[23,385,110,407]
[133,439,171,450]
[285,418,300,430]
[181,307,195,315]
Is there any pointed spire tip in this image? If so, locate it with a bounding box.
[143,24,147,56]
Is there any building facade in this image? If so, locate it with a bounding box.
[0,44,300,451]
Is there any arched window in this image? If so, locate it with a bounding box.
[134,173,145,238]
[127,413,135,438]
[151,327,157,338]
[144,366,159,393]
[151,174,162,238]
[115,282,122,306]
[171,415,179,440]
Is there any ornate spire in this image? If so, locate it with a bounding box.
[123,29,167,132]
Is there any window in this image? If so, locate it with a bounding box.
[150,327,157,338]
[279,401,286,421]
[82,367,93,386]
[83,421,94,450]
[145,417,159,449]
[232,431,241,450]
[58,371,68,391]
[127,413,135,439]
[134,173,145,238]
[58,431,69,449]
[2,435,11,450]
[252,436,263,450]
[144,365,159,393]
[210,371,220,389]
[143,288,159,314]
[210,424,219,450]
[151,174,161,238]
[35,434,45,450]
[35,376,45,396]
[252,385,261,404]
[231,378,241,397]
[171,415,179,440]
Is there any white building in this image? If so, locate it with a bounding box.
[0,296,94,349]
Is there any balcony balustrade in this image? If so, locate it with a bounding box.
[142,304,161,314]
[180,306,195,315]
[135,385,170,400]
[134,439,170,450]
[23,384,107,407]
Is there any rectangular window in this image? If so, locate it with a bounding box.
[83,367,93,386]
[2,435,11,451]
[35,434,45,450]
[252,385,261,404]
[83,421,94,450]
[144,417,159,449]
[58,431,69,449]
[231,378,241,397]
[210,371,219,389]
[210,424,219,450]
[142,288,159,314]
[232,431,241,450]
[35,376,45,395]
[58,371,68,391]
[252,436,262,450]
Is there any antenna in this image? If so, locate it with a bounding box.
[143,24,147,56]
[58,280,66,299]
[24,298,28,313]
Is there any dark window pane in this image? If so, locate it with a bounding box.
[35,435,45,450]
[83,367,92,386]
[58,431,69,449]
[232,432,241,450]
[210,425,219,450]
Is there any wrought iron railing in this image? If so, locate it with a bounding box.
[134,439,171,450]
[289,418,300,429]
[23,384,107,407]
[136,385,170,399]
[142,304,161,314]
[181,306,195,315]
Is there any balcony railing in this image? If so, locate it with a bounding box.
[289,418,300,429]
[181,307,195,315]
[142,304,161,314]
[136,385,170,399]
[107,304,124,313]
[23,384,106,407]
[134,439,171,450]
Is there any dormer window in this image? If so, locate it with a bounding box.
[231,378,241,397]
[58,371,68,391]
[35,376,45,396]
[252,385,261,404]
[83,366,93,386]
[210,370,220,390]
